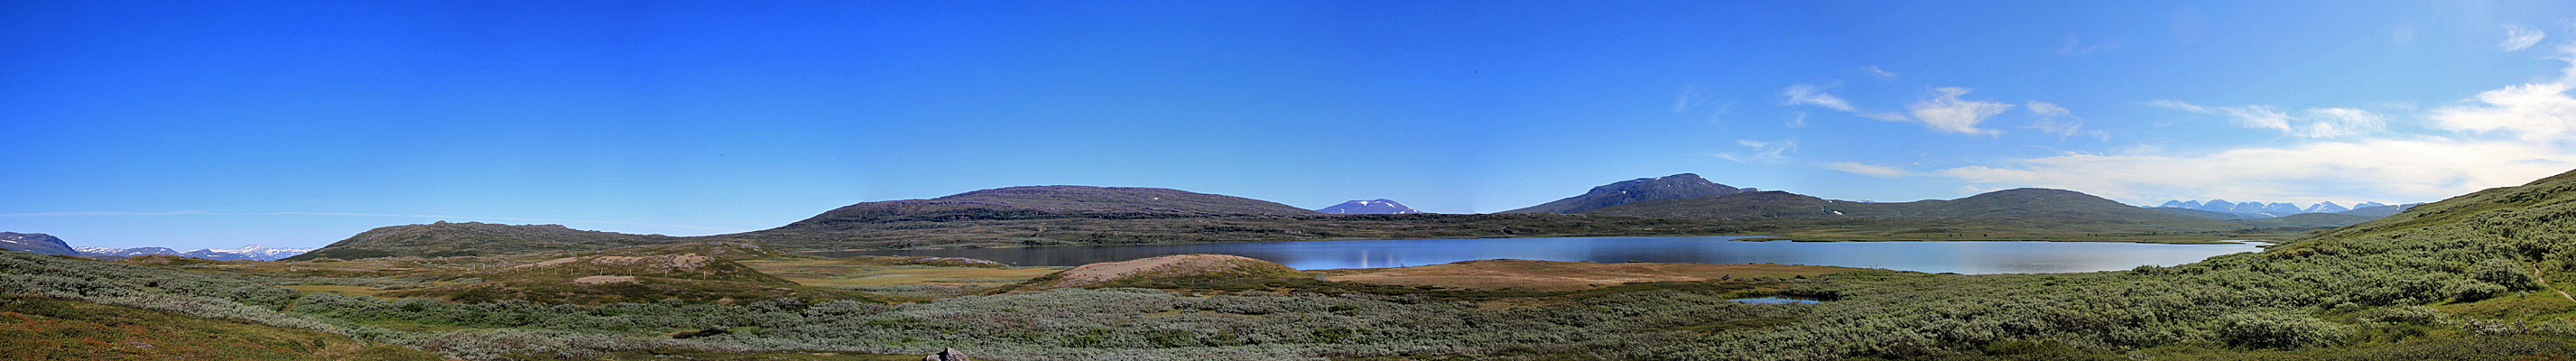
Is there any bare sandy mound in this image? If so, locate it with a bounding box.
[1323,259,1859,292]
[1024,255,1296,290]
[511,254,714,273]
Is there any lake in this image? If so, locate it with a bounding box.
[813,236,2266,274]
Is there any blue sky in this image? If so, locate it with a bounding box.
[8,1,2576,249]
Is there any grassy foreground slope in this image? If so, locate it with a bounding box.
[0,294,440,360]
[1625,168,2576,359]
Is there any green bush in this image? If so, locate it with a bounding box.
[2357,306,2446,326]
[2216,310,2351,349]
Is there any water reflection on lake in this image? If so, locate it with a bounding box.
[814,236,2265,274]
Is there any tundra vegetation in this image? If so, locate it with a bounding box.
[7,171,2576,359]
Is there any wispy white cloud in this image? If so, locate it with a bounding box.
[1783,83,1908,121]
[1861,66,1900,80]
[1855,111,1908,121]
[1716,138,1797,163]
[2023,100,2108,140]
[2151,100,2388,138]
[1930,138,2576,205]
[0,210,732,231]
[2057,35,2119,56]
[2503,24,2546,51]
[1673,87,1737,124]
[1707,101,1735,123]
[1784,112,1810,128]
[1941,44,2576,204]
[1782,83,1858,112]
[1904,88,2012,135]
[2300,107,2388,138]
[2432,44,2576,142]
[1821,162,1915,178]
[1673,87,1704,113]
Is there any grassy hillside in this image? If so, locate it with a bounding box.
[1597,168,2576,359]
[2340,203,2423,218]
[286,221,687,261]
[0,295,440,360]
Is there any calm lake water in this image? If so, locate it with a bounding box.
[815,236,2266,274]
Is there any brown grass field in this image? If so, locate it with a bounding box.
[737,258,1063,289]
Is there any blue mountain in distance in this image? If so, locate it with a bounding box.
[1316,199,1424,214]
[2151,199,2405,218]
[0,232,77,255]
[2303,201,2349,213]
[1502,173,1756,214]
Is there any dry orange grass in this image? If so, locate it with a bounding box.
[1322,259,1859,292]
[739,257,1061,289]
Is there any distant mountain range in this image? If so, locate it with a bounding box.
[74,245,315,261]
[1553,176,2402,236]
[0,231,314,261]
[1316,199,1423,214]
[292,186,1761,259]
[1583,188,2259,230]
[1503,173,1757,214]
[2151,199,2421,218]
[285,175,2425,260]
[1,232,77,255]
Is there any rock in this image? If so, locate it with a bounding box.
[924,348,970,361]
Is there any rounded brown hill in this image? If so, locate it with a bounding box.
[1019,255,1298,290]
[285,221,682,261]
[776,186,1320,228]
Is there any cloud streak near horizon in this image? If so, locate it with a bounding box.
[1819,43,2576,205]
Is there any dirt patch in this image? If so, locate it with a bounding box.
[1323,259,1859,292]
[571,275,636,284]
[509,254,715,273]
